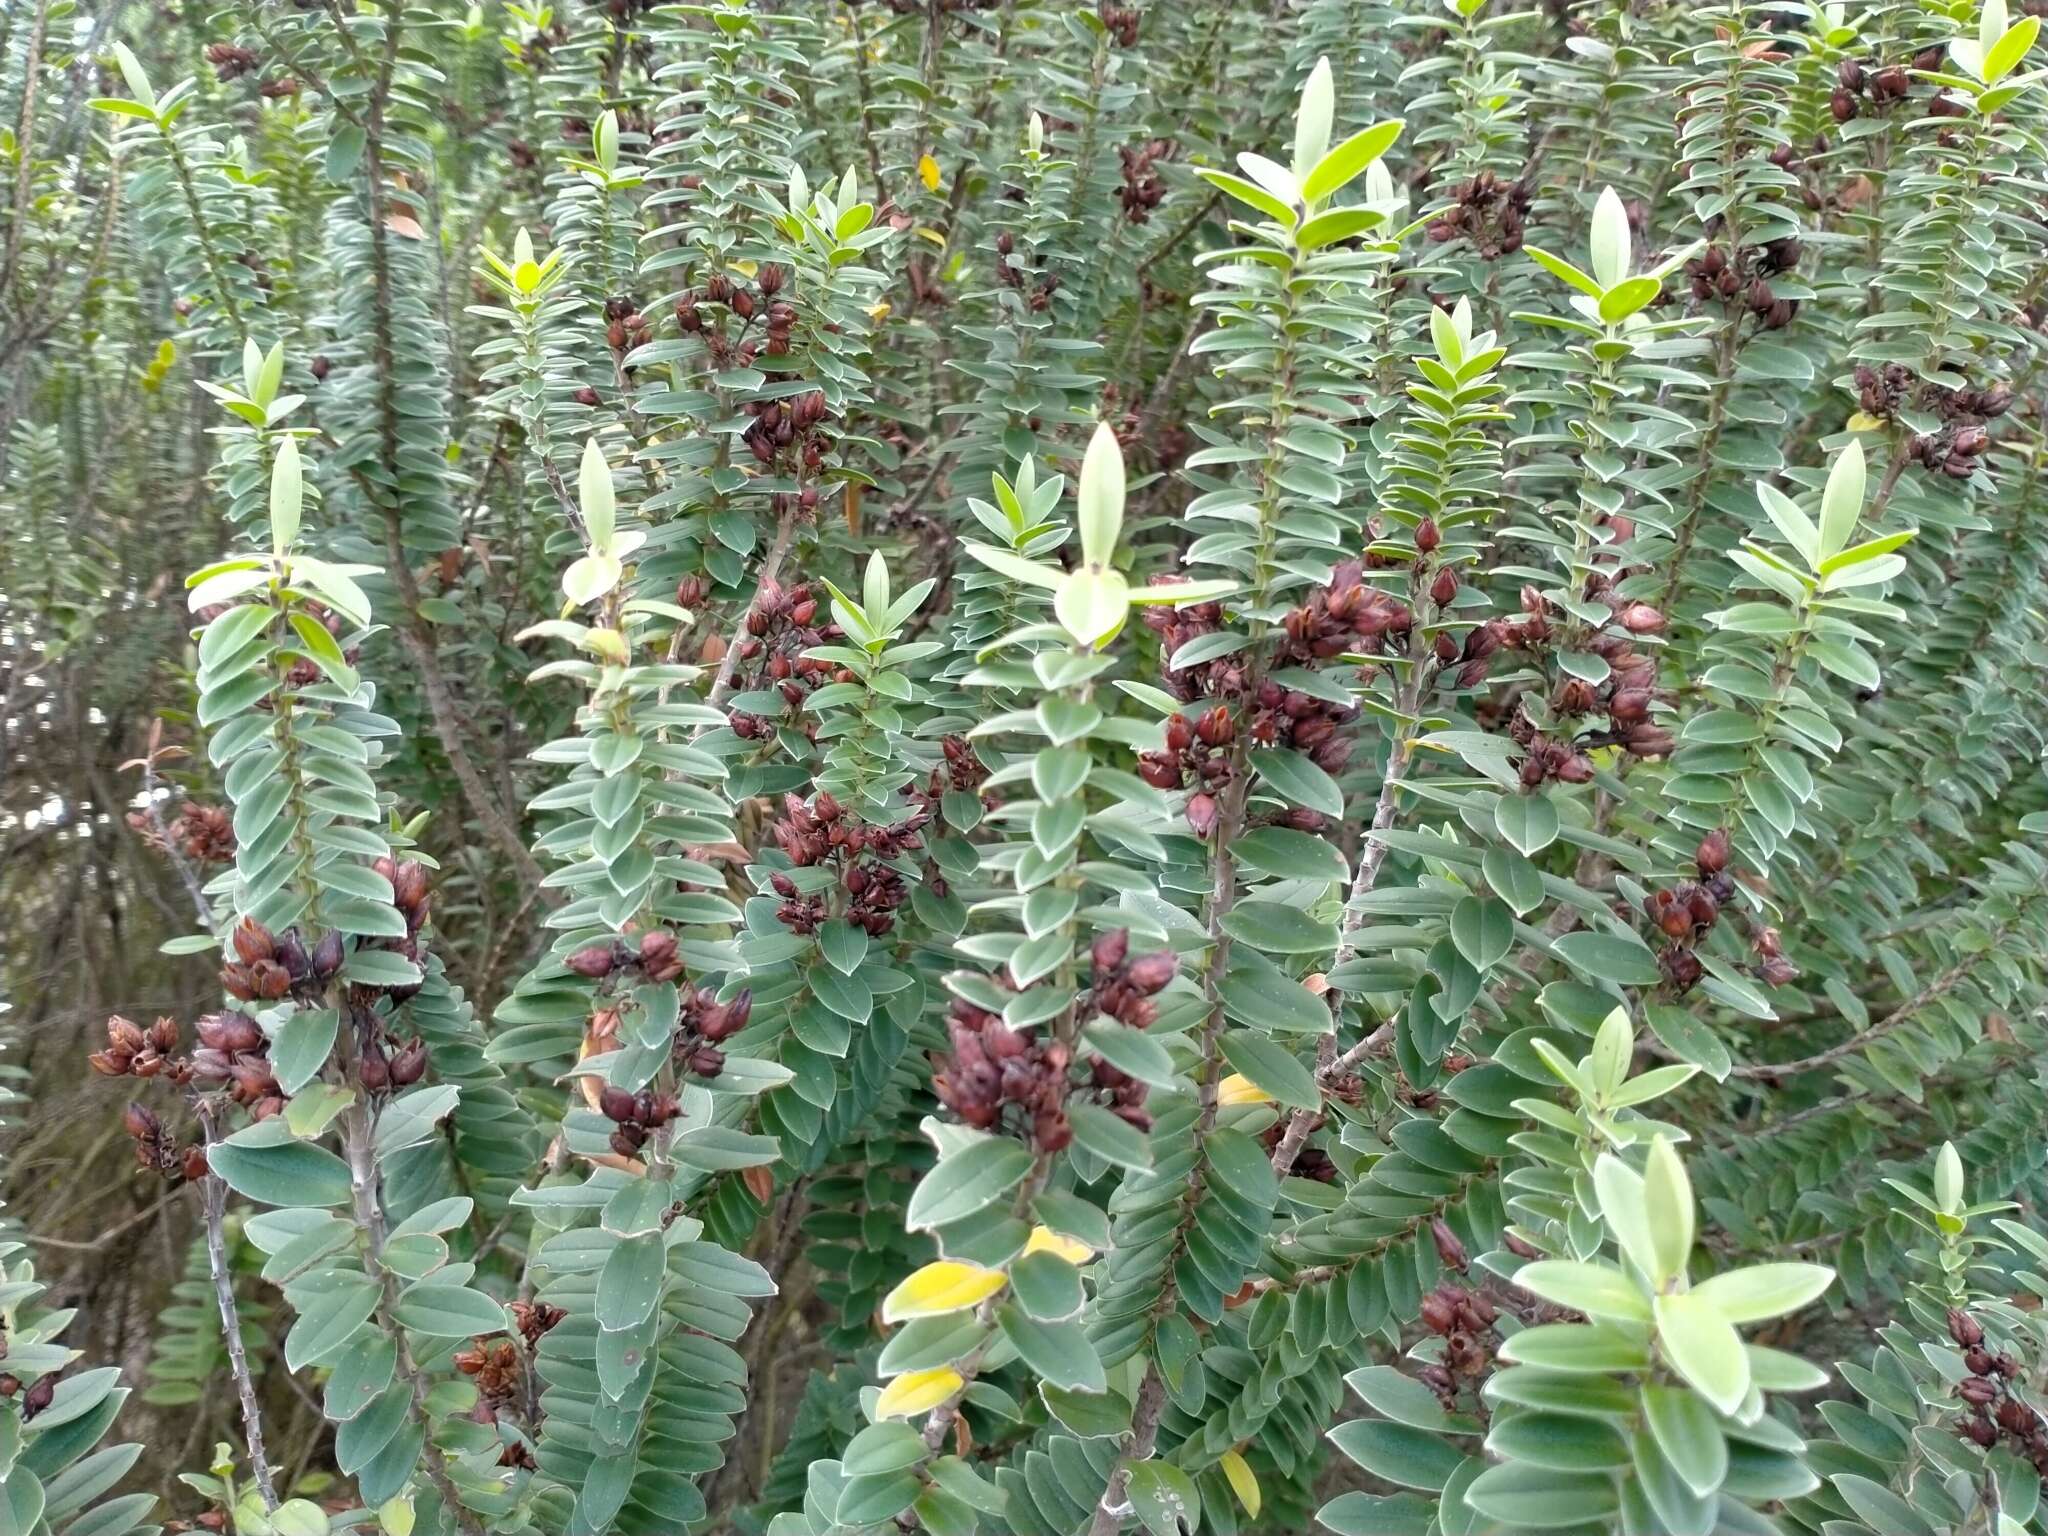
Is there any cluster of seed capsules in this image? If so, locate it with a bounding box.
[567,931,751,1082]
[1482,581,1675,786]
[1683,239,1802,331]
[932,930,1177,1153]
[992,231,1062,314]
[128,799,234,866]
[1851,364,2013,479]
[1415,1282,1502,1414]
[1116,139,1175,223]
[1424,170,1533,260]
[726,575,843,744]
[1829,47,1949,122]
[1949,1309,2048,1476]
[766,792,928,938]
[675,264,807,378]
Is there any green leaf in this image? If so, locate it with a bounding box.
[1598,275,1662,322]
[960,542,1061,590]
[269,436,303,554]
[1008,1252,1084,1322]
[1218,1033,1320,1110]
[1525,245,1603,299]
[1464,1462,1619,1528]
[1482,848,1545,915]
[392,1284,508,1338]
[1689,1262,1834,1324]
[906,1138,1036,1230]
[1076,426,1124,568]
[1494,795,1559,855]
[1193,168,1298,227]
[1326,1421,1464,1492]
[207,1139,353,1207]
[271,1008,338,1096]
[1053,567,1130,648]
[1653,1293,1749,1415]
[1484,1411,1630,1471]
[1449,897,1513,970]
[1302,119,1405,204]
[1985,13,2040,80]
[1498,1322,1651,1373]
[1589,185,1631,288]
[1642,1138,1695,1286]
[1642,1384,1727,1498]
[374,1085,460,1156]
[1551,930,1660,986]
[995,1306,1105,1392]
[1219,899,1337,954]
[1511,1261,1650,1323]
[1292,55,1335,179]
[1128,1461,1201,1536]
[1250,749,1344,818]
[1817,437,1865,560]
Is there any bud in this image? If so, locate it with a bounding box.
[566,945,617,979]
[1695,828,1730,876]
[1431,1217,1468,1272]
[1092,929,1130,974]
[21,1377,53,1419]
[1619,603,1665,634]
[390,1039,428,1087]
[1185,792,1219,839]
[1126,951,1178,995]
[232,916,276,965]
[107,1015,147,1053]
[1950,1308,1986,1348]
[599,1086,639,1123]
[1430,567,1458,607]
[1195,705,1235,747]
[1415,517,1441,555]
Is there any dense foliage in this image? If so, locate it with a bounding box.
[4,0,2048,1534]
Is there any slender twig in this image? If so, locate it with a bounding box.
[198,1106,280,1509]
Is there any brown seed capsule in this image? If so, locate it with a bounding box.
[566,945,618,979]
[1126,952,1178,995]
[1093,929,1131,974]
[1695,828,1731,876]
[389,1039,428,1087]
[1431,1217,1468,1272]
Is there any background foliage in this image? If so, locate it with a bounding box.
[3,0,2048,1533]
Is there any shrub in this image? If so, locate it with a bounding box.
[3,2,2048,1535]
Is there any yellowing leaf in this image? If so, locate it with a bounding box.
[1220,1450,1262,1518]
[1219,1073,1274,1106]
[918,153,942,191]
[875,1366,962,1419]
[867,299,894,322]
[915,226,947,246]
[882,1260,1009,1323]
[1024,1226,1095,1264]
[1843,411,1885,433]
[731,260,759,278]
